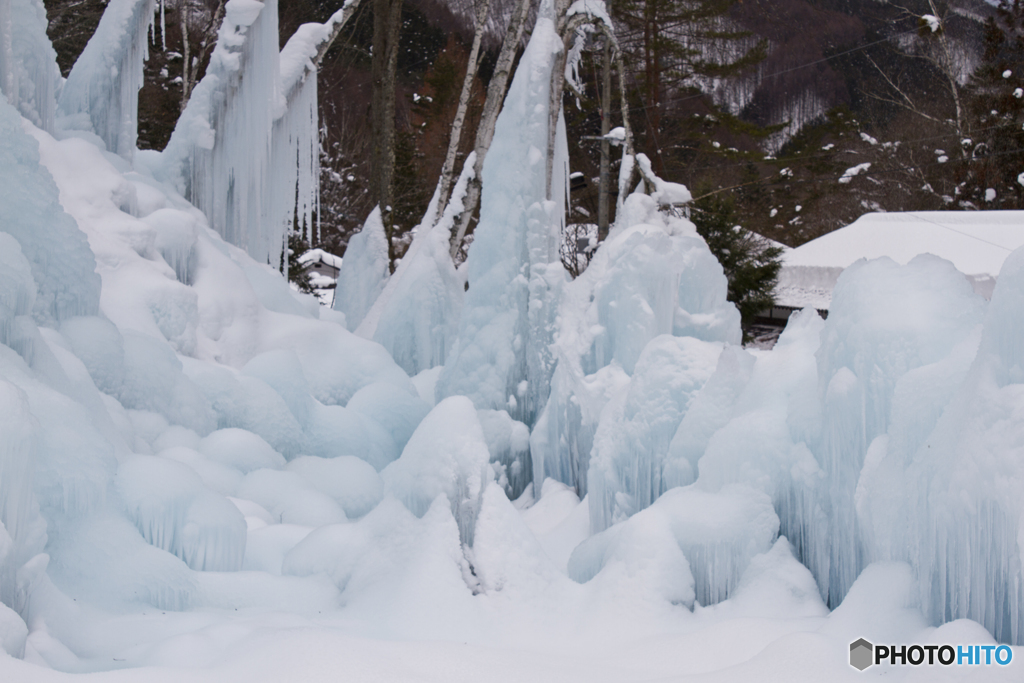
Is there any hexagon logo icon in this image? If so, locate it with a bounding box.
[850,638,873,671]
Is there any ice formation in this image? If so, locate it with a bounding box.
[272,11,355,245]
[529,193,741,500]
[0,0,61,132]
[57,0,155,159]
[435,0,570,428]
[1,0,1024,679]
[332,207,391,331]
[160,0,283,267]
[382,396,494,546]
[356,158,473,376]
[0,99,101,328]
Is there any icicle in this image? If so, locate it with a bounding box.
[160,0,281,266]
[57,0,156,159]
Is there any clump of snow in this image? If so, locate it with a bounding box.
[838,162,871,184]
[115,455,247,571]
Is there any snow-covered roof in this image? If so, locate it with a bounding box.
[784,211,1024,275]
[299,248,343,270]
[775,211,1024,310]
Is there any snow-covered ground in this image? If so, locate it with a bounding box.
[1,0,1022,680]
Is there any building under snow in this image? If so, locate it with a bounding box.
[767,211,1024,321]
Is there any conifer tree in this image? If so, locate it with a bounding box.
[689,193,782,326]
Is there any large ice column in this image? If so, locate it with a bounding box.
[0,98,101,327]
[814,255,984,608]
[0,0,61,132]
[161,0,281,267]
[357,160,472,375]
[530,194,741,497]
[333,207,391,331]
[677,308,828,597]
[57,0,155,159]
[435,0,569,427]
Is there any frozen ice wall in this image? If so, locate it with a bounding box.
[57,0,155,159]
[530,194,741,501]
[0,0,61,132]
[435,0,569,428]
[813,256,984,607]
[161,0,282,267]
[856,250,1024,644]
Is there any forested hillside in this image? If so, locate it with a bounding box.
[43,0,1023,255]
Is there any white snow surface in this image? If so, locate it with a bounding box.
[0,3,1023,681]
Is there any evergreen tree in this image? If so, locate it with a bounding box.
[612,0,766,172]
[689,194,782,326]
[286,232,317,294]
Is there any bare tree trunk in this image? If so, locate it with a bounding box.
[434,0,491,218]
[371,0,403,271]
[180,0,225,112]
[315,0,364,65]
[926,0,969,150]
[179,3,191,112]
[598,39,611,238]
[449,0,532,259]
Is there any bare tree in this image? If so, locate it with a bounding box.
[434,0,493,216]
[371,0,404,271]
[179,0,225,112]
[449,0,533,259]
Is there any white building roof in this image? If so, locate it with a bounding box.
[775,211,1024,310]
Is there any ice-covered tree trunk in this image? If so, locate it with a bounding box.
[179,0,225,112]
[433,0,491,218]
[57,0,155,159]
[160,0,281,267]
[436,0,570,428]
[449,0,533,259]
[0,0,62,132]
